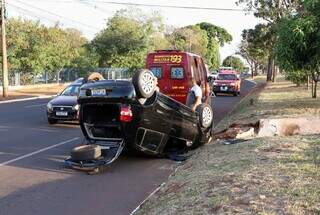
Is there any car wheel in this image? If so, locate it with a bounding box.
[233,92,238,96]
[86,72,104,82]
[48,118,57,124]
[238,91,241,95]
[132,69,156,99]
[196,104,213,128]
[71,145,102,161]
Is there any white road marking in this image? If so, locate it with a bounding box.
[0,137,79,168]
[28,128,59,133]
[130,164,183,214]
[25,103,48,108]
[245,79,258,85]
[130,182,165,215]
[0,96,54,105]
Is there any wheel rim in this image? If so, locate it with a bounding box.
[141,72,155,95]
[202,106,212,126]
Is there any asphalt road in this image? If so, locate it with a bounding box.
[0,79,255,215]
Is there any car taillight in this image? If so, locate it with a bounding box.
[120,105,133,122]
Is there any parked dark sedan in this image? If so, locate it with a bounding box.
[46,83,81,124]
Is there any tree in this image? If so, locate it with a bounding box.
[5,18,92,84]
[197,22,232,70]
[222,56,245,72]
[274,0,320,98]
[168,25,208,57]
[197,22,232,46]
[238,24,269,77]
[237,0,302,82]
[91,9,163,69]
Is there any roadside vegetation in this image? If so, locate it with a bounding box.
[137,77,320,215]
[238,0,320,98]
[3,9,233,85]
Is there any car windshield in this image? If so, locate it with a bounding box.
[60,85,80,96]
[217,74,237,80]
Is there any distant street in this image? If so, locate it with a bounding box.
[0,79,255,215]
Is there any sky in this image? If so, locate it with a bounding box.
[7,0,261,62]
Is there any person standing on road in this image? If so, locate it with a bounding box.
[186,78,202,112]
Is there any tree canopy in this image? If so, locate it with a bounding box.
[197,22,232,70]
[6,18,97,84]
[5,9,233,83]
[91,9,232,71]
[222,56,245,72]
[237,0,302,82]
[274,0,320,97]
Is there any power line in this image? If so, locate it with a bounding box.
[8,3,98,34]
[11,0,100,30]
[26,0,248,12]
[76,0,113,15]
[7,3,61,24]
[78,0,247,12]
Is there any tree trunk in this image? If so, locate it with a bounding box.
[254,63,258,76]
[311,80,314,97]
[306,75,309,90]
[272,65,278,82]
[266,57,273,82]
[313,81,317,98]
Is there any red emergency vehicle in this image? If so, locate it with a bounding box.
[146,50,210,104]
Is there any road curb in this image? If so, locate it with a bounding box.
[0,95,54,104]
[214,79,265,130]
[130,164,183,215]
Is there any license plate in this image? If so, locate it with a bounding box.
[221,86,228,91]
[56,111,68,116]
[92,89,106,96]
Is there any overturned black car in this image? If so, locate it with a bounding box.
[65,69,214,171]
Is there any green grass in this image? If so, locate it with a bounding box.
[215,76,320,133]
[137,76,320,215]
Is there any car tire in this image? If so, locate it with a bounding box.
[196,103,213,128]
[48,118,57,124]
[233,92,238,97]
[86,72,104,82]
[71,145,102,161]
[132,69,156,99]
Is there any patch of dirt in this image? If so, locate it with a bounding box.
[0,84,67,101]
[214,117,320,142]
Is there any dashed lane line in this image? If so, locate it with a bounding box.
[25,103,48,108]
[0,96,53,105]
[0,137,79,168]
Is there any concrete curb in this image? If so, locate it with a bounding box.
[130,164,183,214]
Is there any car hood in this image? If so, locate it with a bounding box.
[49,96,78,106]
[215,80,236,84]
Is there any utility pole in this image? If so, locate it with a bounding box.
[1,0,8,97]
